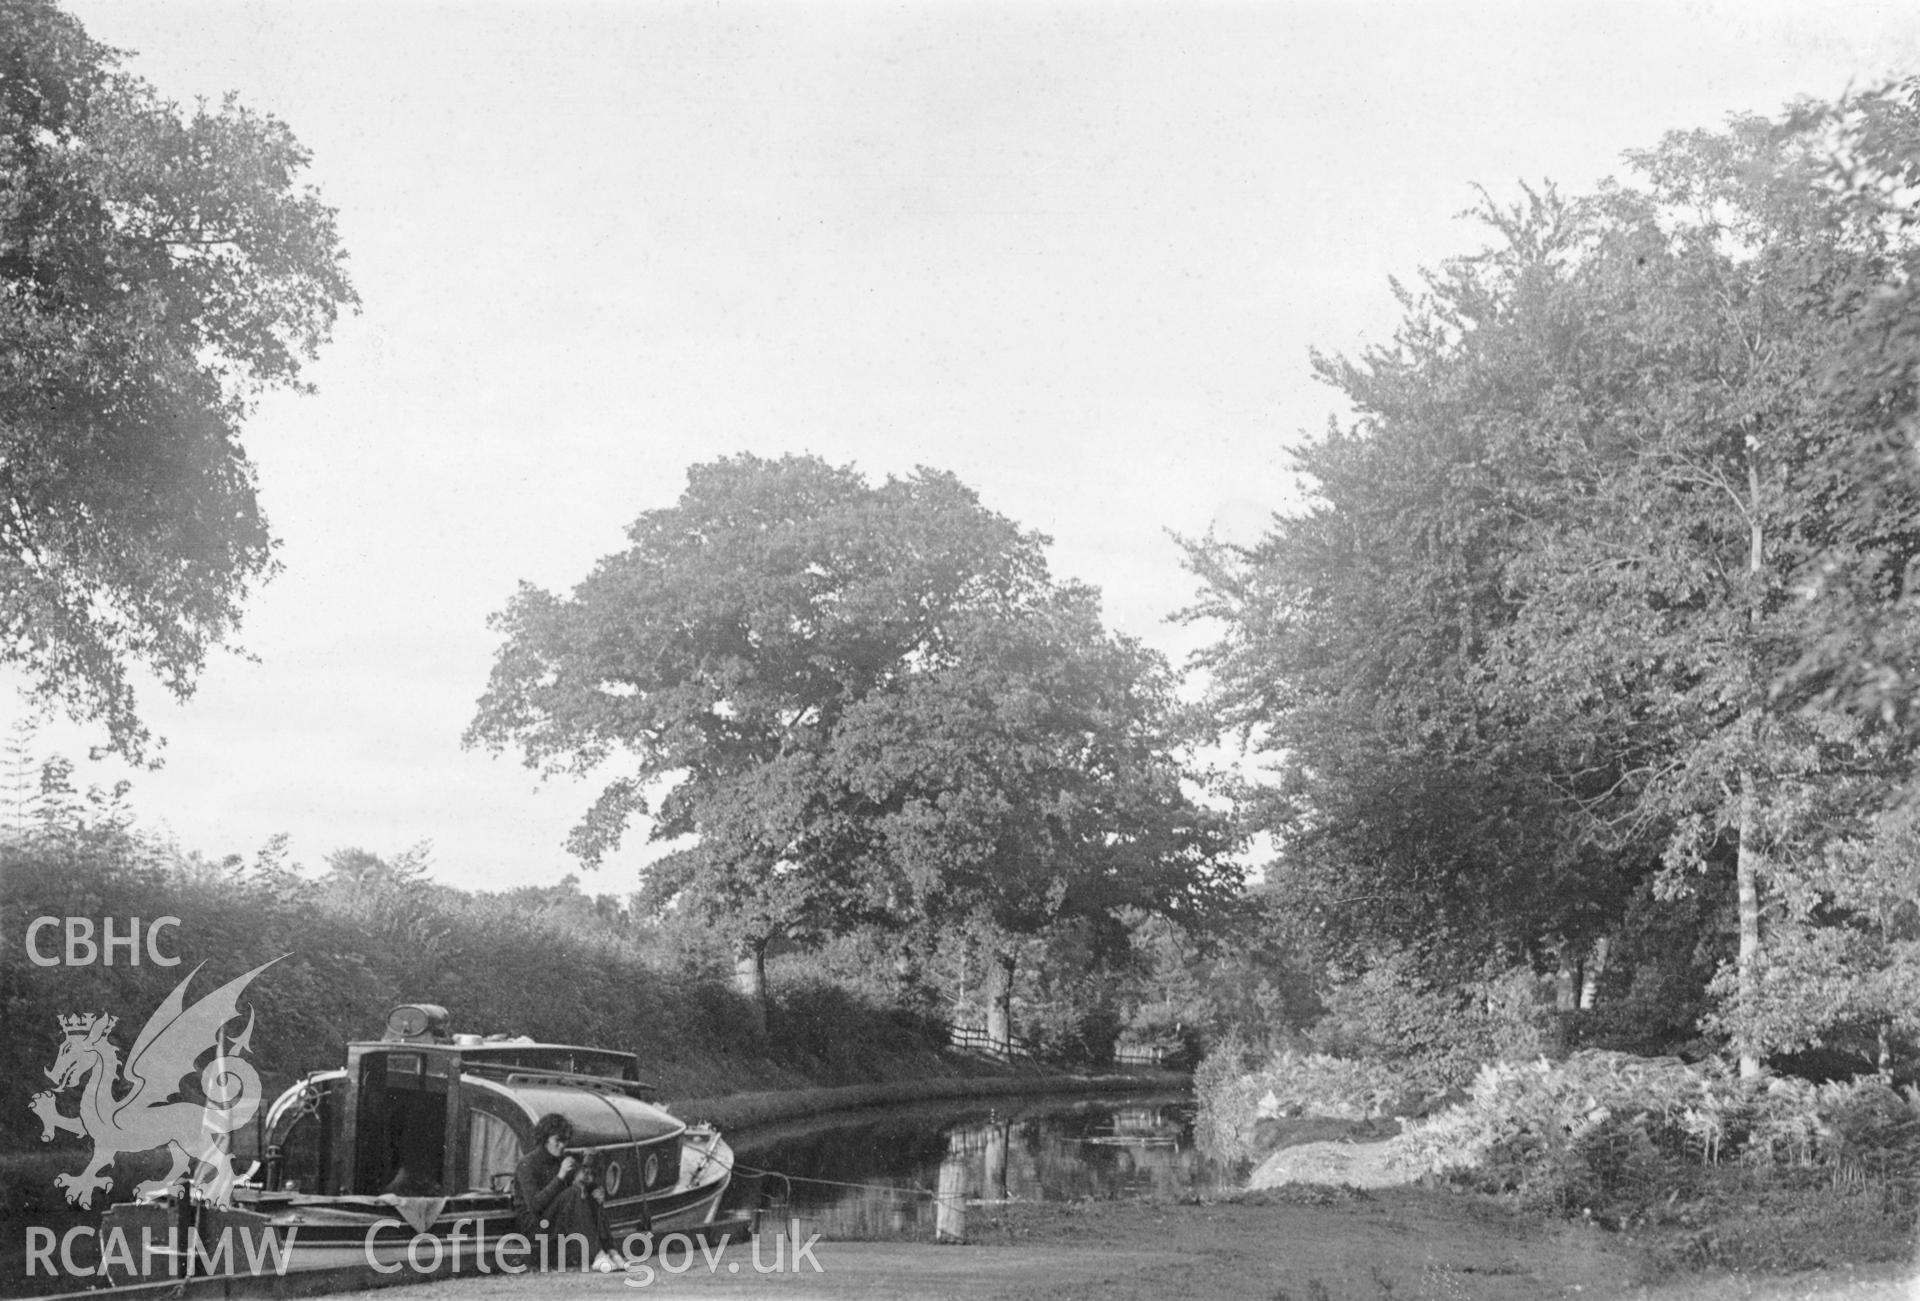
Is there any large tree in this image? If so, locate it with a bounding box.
[1,1,356,757]
[468,455,1235,1039]
[1480,121,1916,1074]
[1193,106,1920,1072]
[1185,187,1644,979]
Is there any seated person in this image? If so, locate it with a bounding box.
[513,1114,623,1272]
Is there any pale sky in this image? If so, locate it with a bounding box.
[23,0,1920,893]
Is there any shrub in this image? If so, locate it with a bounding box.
[1192,1031,1265,1162]
[1253,1050,1415,1120]
[1392,1052,1723,1187]
[1195,1041,1431,1164]
[1392,1050,1920,1235]
[1311,951,1560,1088]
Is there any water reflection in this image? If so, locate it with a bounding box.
[728,1095,1233,1243]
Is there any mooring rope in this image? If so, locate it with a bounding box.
[706,1149,976,1208]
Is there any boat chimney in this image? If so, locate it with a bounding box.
[383,1004,451,1043]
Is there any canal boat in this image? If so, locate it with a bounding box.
[97,1002,737,1282]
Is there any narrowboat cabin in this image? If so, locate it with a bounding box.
[98,1003,738,1281]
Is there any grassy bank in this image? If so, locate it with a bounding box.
[1,840,1068,1147]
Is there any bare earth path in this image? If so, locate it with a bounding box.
[1248,1135,1415,1191]
[326,1190,1917,1301]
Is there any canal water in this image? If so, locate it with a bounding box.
[720,1093,1235,1243]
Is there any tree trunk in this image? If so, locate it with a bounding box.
[1737,769,1762,1079]
[734,936,769,1036]
[1578,937,1610,1011]
[985,949,1015,1059]
[1736,446,1765,1081]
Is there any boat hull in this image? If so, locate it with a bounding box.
[97,1136,735,1283]
[91,1010,747,1286]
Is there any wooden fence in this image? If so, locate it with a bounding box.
[947,1023,1038,1060]
[947,1026,1170,1067]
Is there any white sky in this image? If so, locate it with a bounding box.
[24,0,1920,894]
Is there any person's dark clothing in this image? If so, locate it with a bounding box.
[512,1147,615,1266]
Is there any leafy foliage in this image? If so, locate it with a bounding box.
[469,455,1238,1014]
[1187,93,1920,1063]
[0,785,957,1151]
[1779,78,1920,736]
[1394,1050,1920,1211]
[1191,961,1560,1163]
[1704,802,1920,1064]
[1311,951,1560,1081]
[1106,903,1317,1065]
[1390,1054,1920,1270]
[825,583,1238,948]
[0,1,356,755]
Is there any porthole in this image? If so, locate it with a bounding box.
[643,1153,660,1188]
[603,1160,622,1195]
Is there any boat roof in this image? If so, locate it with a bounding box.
[484,1079,686,1147]
[350,1033,643,1082]
[343,1006,684,1145]
[366,1006,641,1075]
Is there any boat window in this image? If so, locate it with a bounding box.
[467,1109,521,1193]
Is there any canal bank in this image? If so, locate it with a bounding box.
[669,1069,1191,1131]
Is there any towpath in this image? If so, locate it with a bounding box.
[323,1192,1915,1301]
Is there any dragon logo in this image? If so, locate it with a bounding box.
[31,958,282,1209]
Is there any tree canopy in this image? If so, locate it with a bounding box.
[1189,91,1920,1071]
[469,454,1236,1023]
[1777,80,1920,736]
[1,0,357,757]
[828,582,1237,938]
